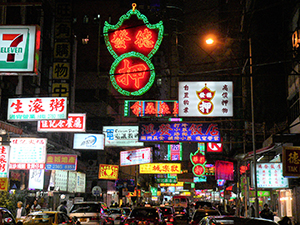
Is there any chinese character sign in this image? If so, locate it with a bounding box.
[8,97,67,121]
[0,178,8,191]
[120,147,152,166]
[139,163,181,174]
[0,25,40,73]
[46,154,77,170]
[0,146,9,177]
[104,6,164,96]
[139,122,220,142]
[124,100,178,117]
[256,163,289,188]
[283,146,300,177]
[38,113,86,132]
[9,138,47,170]
[98,164,119,180]
[178,81,233,117]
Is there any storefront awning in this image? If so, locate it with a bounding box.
[0,120,23,135]
[243,144,276,160]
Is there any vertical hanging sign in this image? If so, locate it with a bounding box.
[103,3,164,96]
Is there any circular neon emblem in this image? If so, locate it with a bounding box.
[110,52,155,96]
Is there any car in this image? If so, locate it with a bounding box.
[174,206,190,224]
[158,205,175,225]
[108,208,126,225]
[124,206,165,225]
[190,209,221,225]
[199,215,279,225]
[0,207,19,225]
[69,201,113,225]
[23,211,76,225]
[194,202,213,210]
[121,207,131,219]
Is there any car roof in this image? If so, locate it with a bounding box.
[205,216,278,224]
[28,211,61,215]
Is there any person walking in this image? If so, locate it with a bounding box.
[260,204,274,220]
[57,201,68,214]
[16,201,26,221]
[31,200,41,212]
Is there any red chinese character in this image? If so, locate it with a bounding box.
[158,124,172,135]
[111,30,131,49]
[159,102,171,115]
[0,146,6,154]
[141,124,156,135]
[134,28,154,48]
[0,179,6,190]
[29,99,45,113]
[117,59,147,88]
[130,101,142,116]
[0,155,6,164]
[153,165,161,172]
[145,102,156,115]
[222,84,229,91]
[50,98,65,112]
[189,124,204,135]
[10,100,24,113]
[171,165,179,172]
[0,163,6,172]
[173,102,178,116]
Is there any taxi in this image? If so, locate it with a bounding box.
[23,211,75,225]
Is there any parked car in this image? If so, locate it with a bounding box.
[174,206,190,224]
[199,215,279,225]
[124,206,165,225]
[158,205,175,225]
[69,201,113,225]
[108,208,126,225]
[23,211,76,225]
[0,207,19,225]
[190,209,221,225]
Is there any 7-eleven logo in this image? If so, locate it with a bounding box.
[0,34,24,62]
[1,34,24,62]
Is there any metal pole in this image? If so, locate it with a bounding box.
[249,38,259,217]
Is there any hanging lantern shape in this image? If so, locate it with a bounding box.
[190,150,206,177]
[103,3,164,96]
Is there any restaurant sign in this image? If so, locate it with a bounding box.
[139,163,181,174]
[139,122,220,142]
[256,163,289,188]
[7,97,68,121]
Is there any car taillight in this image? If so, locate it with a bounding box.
[180,212,185,214]
[169,218,174,222]
[90,217,99,221]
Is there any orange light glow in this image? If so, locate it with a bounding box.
[206,38,214,45]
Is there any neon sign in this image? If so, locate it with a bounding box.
[104,3,164,96]
[190,143,207,177]
[124,100,179,117]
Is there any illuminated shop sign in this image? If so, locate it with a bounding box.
[191,145,206,177]
[46,154,77,170]
[178,81,233,117]
[256,163,289,188]
[9,138,47,170]
[120,147,152,166]
[194,176,207,182]
[7,97,67,121]
[207,142,223,153]
[139,163,181,174]
[37,113,86,132]
[168,144,182,161]
[156,178,177,183]
[73,133,104,150]
[124,100,178,117]
[103,4,163,96]
[98,164,119,180]
[28,169,44,190]
[0,146,9,177]
[282,146,300,177]
[159,182,184,187]
[103,126,144,147]
[0,178,8,191]
[0,25,40,74]
[139,122,220,142]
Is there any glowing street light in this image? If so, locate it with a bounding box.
[206,38,214,45]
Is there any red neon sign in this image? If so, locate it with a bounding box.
[115,58,150,92]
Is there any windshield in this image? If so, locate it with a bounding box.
[70,204,102,213]
[130,209,159,218]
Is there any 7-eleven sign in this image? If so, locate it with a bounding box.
[207,143,223,153]
[0,25,40,73]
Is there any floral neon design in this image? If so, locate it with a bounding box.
[117,59,147,88]
[135,28,154,48]
[111,30,131,49]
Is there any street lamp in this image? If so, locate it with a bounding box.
[205,36,259,217]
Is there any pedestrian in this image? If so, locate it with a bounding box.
[279,216,292,225]
[31,200,41,212]
[260,203,274,220]
[25,204,31,215]
[249,204,255,217]
[57,201,68,214]
[15,201,26,220]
